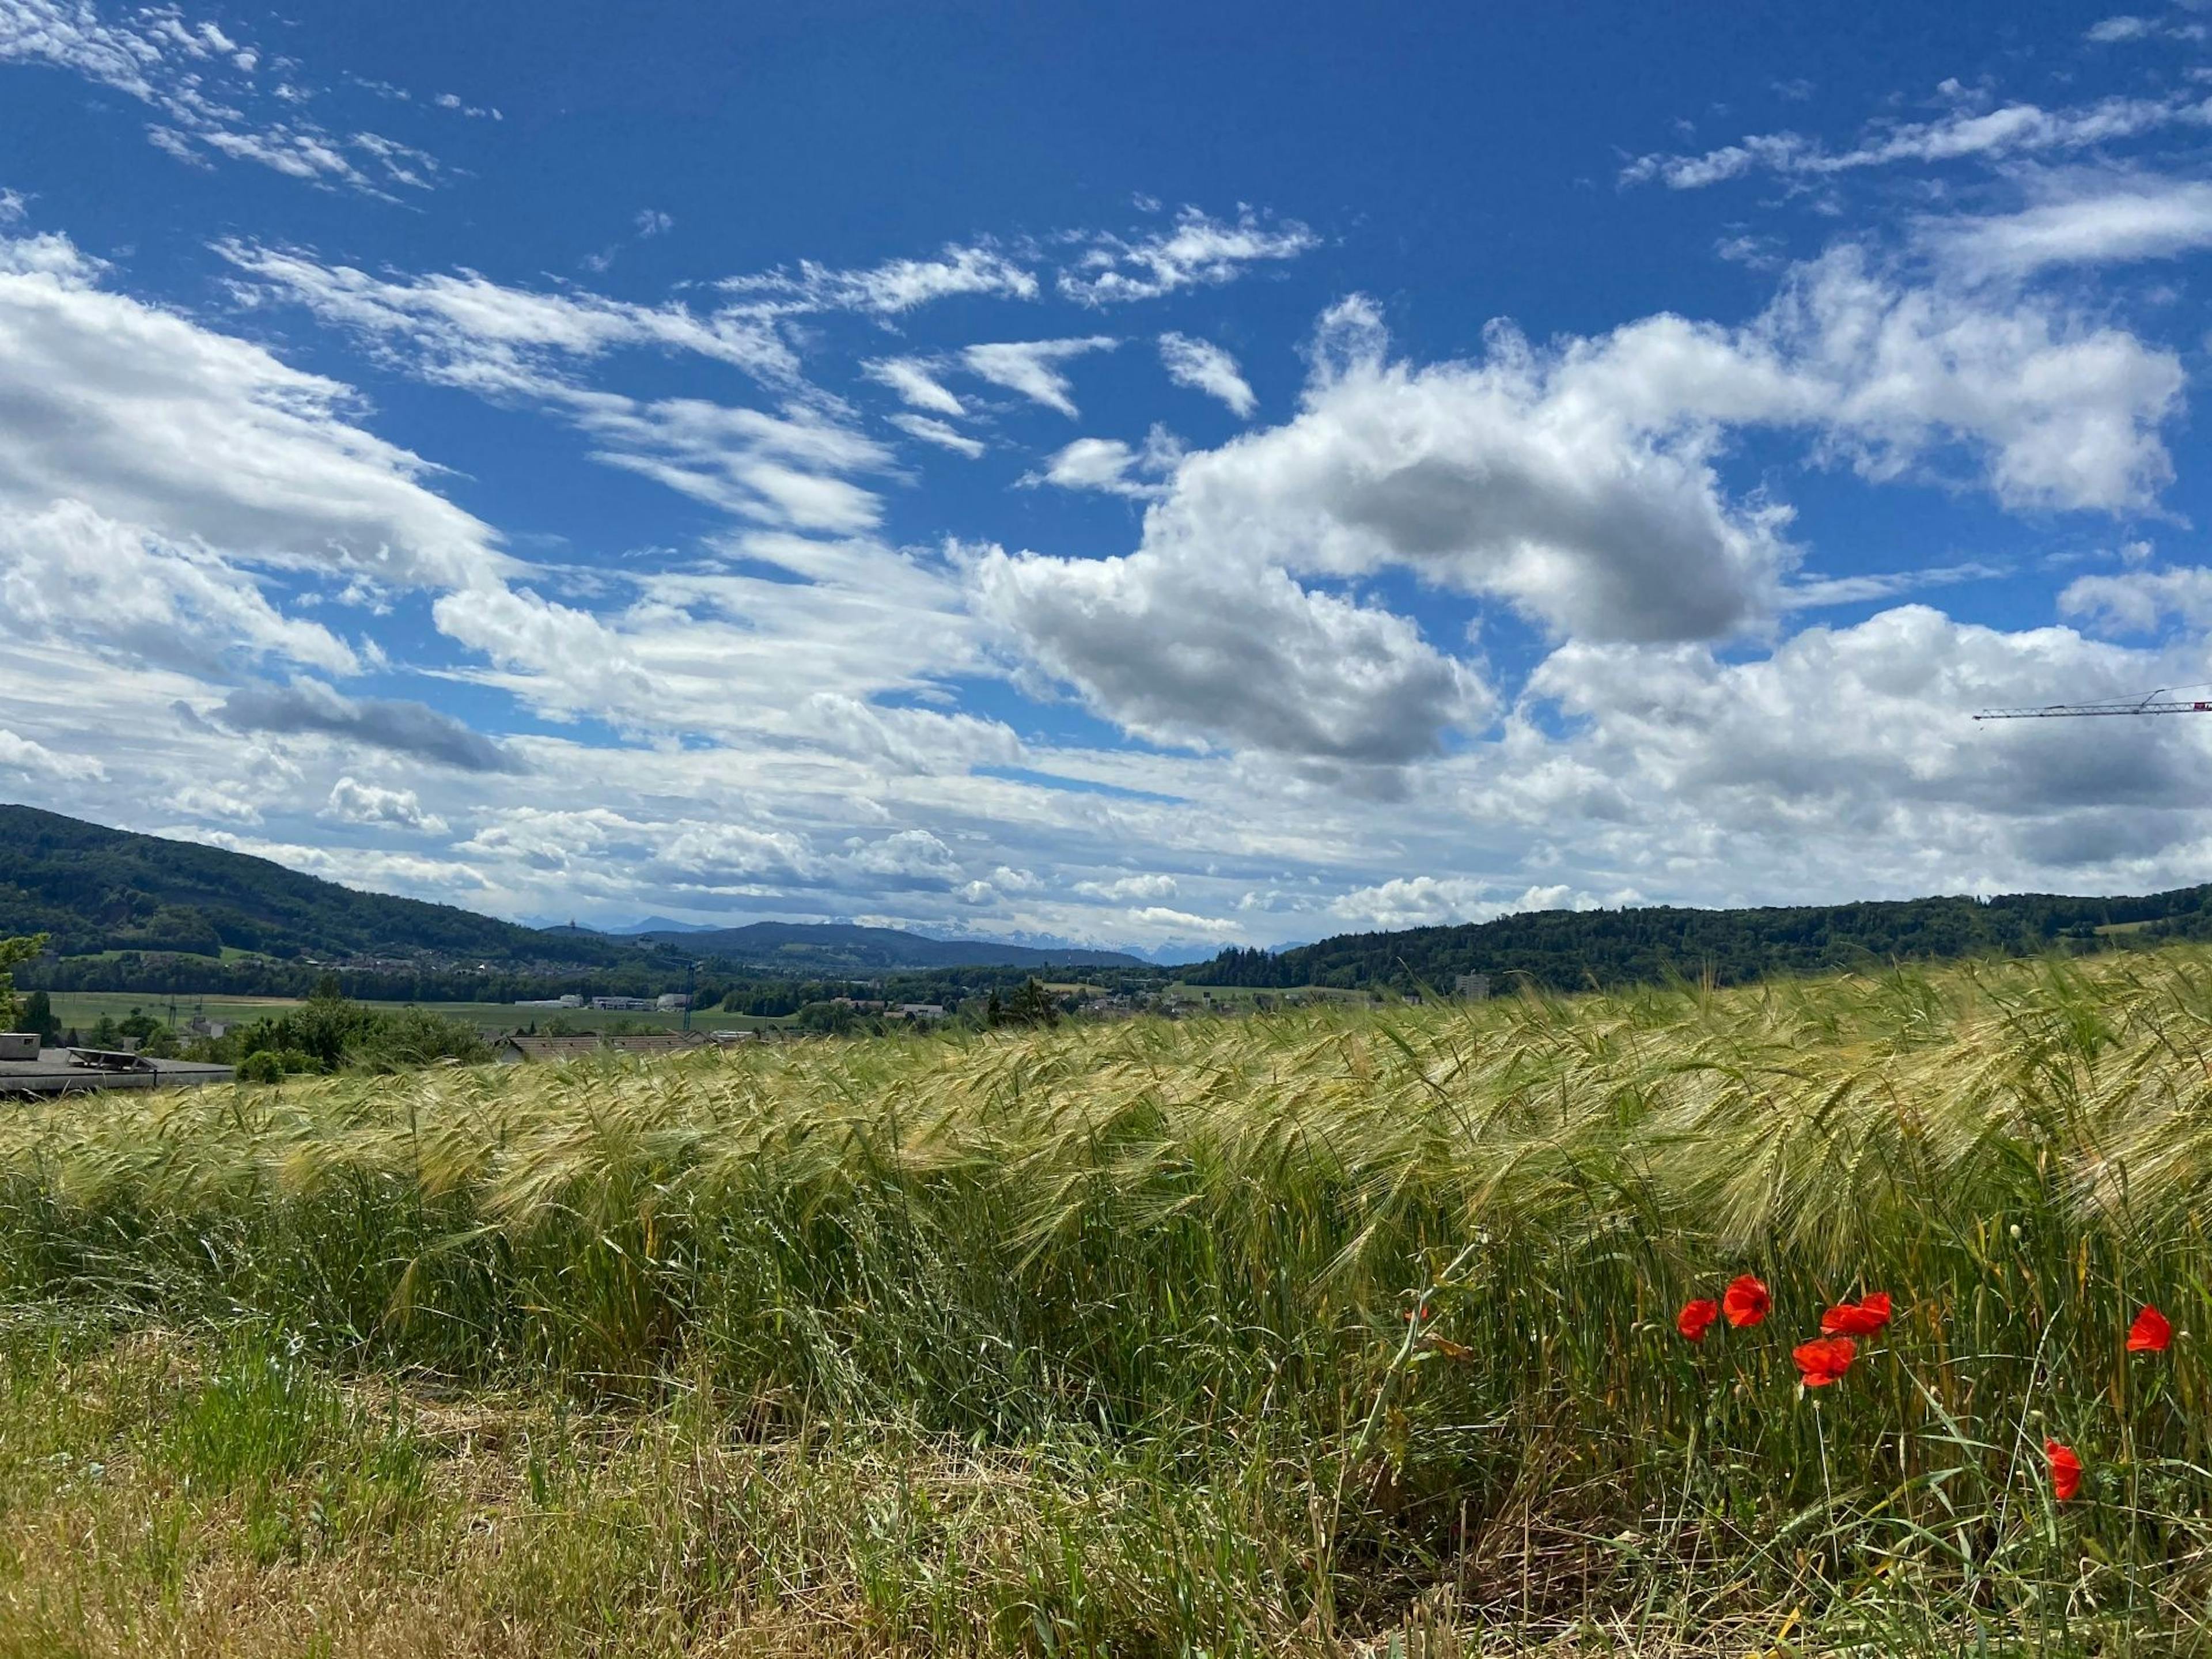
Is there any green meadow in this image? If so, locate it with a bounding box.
[2,949,2211,1654]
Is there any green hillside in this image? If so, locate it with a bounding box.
[0,804,641,969]
[0,806,1140,996]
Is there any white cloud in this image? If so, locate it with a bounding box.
[222,241,800,391]
[2085,13,2205,43]
[0,0,439,192]
[867,356,967,416]
[567,393,891,534]
[224,244,897,532]
[1059,208,1318,305]
[0,500,357,675]
[0,229,506,599]
[960,336,1118,416]
[1159,332,1257,417]
[842,827,961,886]
[971,539,1493,765]
[1328,877,1590,931]
[323,775,448,834]
[1137,294,1800,643]
[1522,604,2212,882]
[1074,872,1179,900]
[1763,245,2183,512]
[0,724,101,781]
[1624,88,2212,190]
[1022,427,1181,498]
[974,244,2180,772]
[2059,564,2212,634]
[727,243,1037,316]
[176,782,262,824]
[890,414,986,459]
[1931,175,2212,278]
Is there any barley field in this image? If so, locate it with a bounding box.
[3,950,2211,1655]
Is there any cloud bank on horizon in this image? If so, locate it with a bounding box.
[3,0,2212,954]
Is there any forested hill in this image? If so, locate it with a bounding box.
[0,805,1142,995]
[632,922,1143,972]
[0,804,643,969]
[1188,888,2212,994]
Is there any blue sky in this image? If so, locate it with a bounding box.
[3,0,2211,952]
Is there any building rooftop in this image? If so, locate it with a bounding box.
[0,1050,236,1096]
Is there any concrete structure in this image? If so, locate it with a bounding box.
[655,993,690,1012]
[589,996,656,1012]
[0,1048,234,1097]
[1453,974,1491,1001]
[514,994,585,1010]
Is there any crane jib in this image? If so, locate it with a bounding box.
[1973,700,2212,719]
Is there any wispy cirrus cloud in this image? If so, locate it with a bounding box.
[960,336,1118,416]
[725,241,1039,315]
[1158,332,1256,416]
[1059,207,1317,305]
[0,0,451,194]
[1623,86,2212,190]
[1929,173,2212,278]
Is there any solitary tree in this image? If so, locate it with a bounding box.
[0,934,50,1032]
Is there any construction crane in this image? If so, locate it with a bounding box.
[1975,687,2212,721]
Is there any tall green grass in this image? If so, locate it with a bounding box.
[3,950,2212,1652]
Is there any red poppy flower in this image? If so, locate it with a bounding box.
[2127,1305,2173,1354]
[1820,1291,1894,1338]
[1791,1334,1856,1387]
[1676,1298,1720,1342]
[2046,1438,2082,1502]
[1721,1274,1771,1329]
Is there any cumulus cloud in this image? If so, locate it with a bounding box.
[960,336,1118,416]
[322,776,449,835]
[1059,208,1319,305]
[974,242,2180,772]
[1022,427,1181,499]
[1158,333,1257,416]
[0,724,102,781]
[843,827,962,887]
[1074,872,1179,900]
[214,681,523,772]
[971,540,1493,764]
[1522,604,2212,882]
[2060,565,2212,635]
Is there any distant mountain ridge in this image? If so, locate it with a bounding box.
[631,922,1144,972]
[0,805,1146,988]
